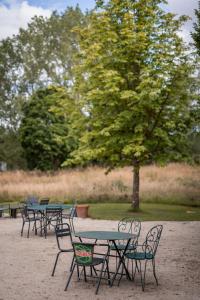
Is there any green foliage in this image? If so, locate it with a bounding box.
[0,127,26,169]
[20,86,78,171]
[190,3,200,163]
[17,6,85,91]
[191,1,200,56]
[0,6,86,169]
[0,37,23,130]
[68,0,194,169]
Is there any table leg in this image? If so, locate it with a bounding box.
[10,208,17,218]
[110,239,131,286]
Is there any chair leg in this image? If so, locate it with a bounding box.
[34,220,37,235]
[69,255,75,272]
[64,263,76,291]
[152,259,158,285]
[138,260,145,291]
[51,252,61,276]
[92,266,98,276]
[143,260,147,291]
[40,219,43,236]
[27,221,30,238]
[132,260,137,281]
[83,266,87,282]
[117,264,124,286]
[77,265,80,280]
[21,221,25,236]
[106,259,111,286]
[95,258,107,295]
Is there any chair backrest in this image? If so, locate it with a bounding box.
[46,207,62,214]
[118,217,141,244]
[70,206,77,218]
[21,207,27,220]
[40,198,49,205]
[25,195,39,205]
[46,207,63,223]
[21,207,34,220]
[144,225,163,256]
[73,242,94,265]
[55,223,72,250]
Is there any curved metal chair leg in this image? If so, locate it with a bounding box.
[139,260,145,291]
[51,252,61,276]
[152,259,158,285]
[143,260,147,291]
[132,260,137,281]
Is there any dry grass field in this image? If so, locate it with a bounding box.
[0,163,199,205]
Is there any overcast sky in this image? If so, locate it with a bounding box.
[0,0,198,43]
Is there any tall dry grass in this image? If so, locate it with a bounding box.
[0,163,199,205]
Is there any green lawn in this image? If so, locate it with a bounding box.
[88,203,200,221]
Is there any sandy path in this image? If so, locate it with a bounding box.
[0,217,199,300]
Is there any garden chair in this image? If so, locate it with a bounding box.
[121,224,163,291]
[51,223,74,276]
[44,207,63,238]
[20,207,42,238]
[110,217,141,273]
[64,242,111,295]
[111,217,141,250]
[62,206,77,234]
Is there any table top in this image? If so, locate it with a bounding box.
[75,230,135,241]
[27,204,74,211]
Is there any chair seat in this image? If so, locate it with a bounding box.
[125,251,154,260]
[77,257,104,266]
[110,244,136,251]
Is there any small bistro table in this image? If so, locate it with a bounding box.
[75,230,136,285]
[27,204,76,236]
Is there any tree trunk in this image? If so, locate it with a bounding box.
[132,160,140,210]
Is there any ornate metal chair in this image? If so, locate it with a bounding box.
[110,218,141,264]
[51,223,74,276]
[116,217,141,249]
[109,217,141,281]
[123,224,163,291]
[20,207,42,238]
[64,242,111,295]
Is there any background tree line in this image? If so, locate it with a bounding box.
[0,5,85,169]
[0,0,199,209]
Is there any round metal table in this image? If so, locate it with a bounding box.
[75,230,136,284]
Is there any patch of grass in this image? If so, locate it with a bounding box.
[88,203,200,221]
